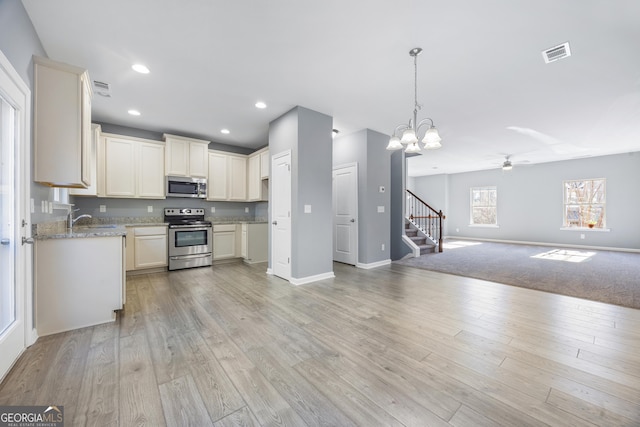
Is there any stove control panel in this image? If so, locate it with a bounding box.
[164,208,205,216]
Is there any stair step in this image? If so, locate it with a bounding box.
[419,244,435,255]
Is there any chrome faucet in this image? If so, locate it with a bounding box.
[68,208,92,229]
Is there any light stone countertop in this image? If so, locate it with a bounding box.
[35,225,128,240]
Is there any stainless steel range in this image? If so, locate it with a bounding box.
[164,208,213,271]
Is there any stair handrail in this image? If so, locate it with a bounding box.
[406,189,445,252]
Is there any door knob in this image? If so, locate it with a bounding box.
[1,238,10,245]
[350,218,355,223]
[22,237,34,245]
[272,221,278,226]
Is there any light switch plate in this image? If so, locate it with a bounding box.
[304,205,312,213]
[211,207,216,213]
[147,205,153,213]
[377,206,384,213]
[30,198,35,214]
[245,207,249,213]
[99,205,106,213]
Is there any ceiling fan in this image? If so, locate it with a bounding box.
[500,154,531,171]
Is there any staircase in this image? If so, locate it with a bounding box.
[405,189,445,254]
[405,220,436,254]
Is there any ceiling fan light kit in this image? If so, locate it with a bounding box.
[387,47,442,153]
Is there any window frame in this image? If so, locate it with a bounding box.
[562,178,606,229]
[469,186,498,226]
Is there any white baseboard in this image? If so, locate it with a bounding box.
[356,259,391,269]
[444,236,640,254]
[266,268,273,275]
[290,271,335,286]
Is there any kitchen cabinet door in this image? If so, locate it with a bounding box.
[138,142,165,198]
[247,154,261,201]
[134,234,167,269]
[213,230,236,259]
[70,124,101,196]
[228,156,247,201]
[189,142,208,177]
[33,56,92,188]
[260,149,269,179]
[104,137,137,197]
[207,152,228,200]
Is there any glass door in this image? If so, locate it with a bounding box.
[0,50,29,380]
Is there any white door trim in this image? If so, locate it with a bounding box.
[0,49,34,382]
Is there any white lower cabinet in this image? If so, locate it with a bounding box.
[241,223,268,263]
[126,226,168,271]
[35,236,124,336]
[213,224,237,260]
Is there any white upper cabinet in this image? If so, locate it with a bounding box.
[248,148,269,201]
[33,55,92,188]
[260,149,269,180]
[207,152,228,200]
[163,134,209,178]
[101,134,165,199]
[207,151,247,201]
[69,124,101,196]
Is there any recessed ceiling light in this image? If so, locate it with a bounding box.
[128,109,141,116]
[132,64,150,74]
[255,101,267,109]
[221,129,230,134]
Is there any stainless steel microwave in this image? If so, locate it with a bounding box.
[166,176,207,198]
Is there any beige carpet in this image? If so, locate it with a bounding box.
[395,240,640,309]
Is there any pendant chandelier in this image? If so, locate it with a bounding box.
[386,47,442,153]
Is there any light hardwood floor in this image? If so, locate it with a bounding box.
[1,261,639,426]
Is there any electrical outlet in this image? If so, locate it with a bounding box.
[211,207,216,213]
[580,234,585,239]
[99,205,106,213]
[377,206,384,213]
[381,243,385,251]
[147,205,153,213]
[456,228,460,232]
[304,205,312,213]
[245,207,249,213]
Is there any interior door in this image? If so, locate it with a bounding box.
[0,52,29,381]
[271,151,291,280]
[333,164,358,265]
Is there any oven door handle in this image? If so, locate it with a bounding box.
[169,225,212,231]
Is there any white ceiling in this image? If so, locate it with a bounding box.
[22,0,640,176]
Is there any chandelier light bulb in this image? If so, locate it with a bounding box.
[405,141,421,153]
[386,135,403,150]
[422,127,442,149]
[400,128,418,144]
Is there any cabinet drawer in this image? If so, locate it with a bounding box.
[214,224,236,232]
[134,226,167,236]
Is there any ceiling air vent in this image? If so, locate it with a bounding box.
[93,80,112,97]
[542,42,571,64]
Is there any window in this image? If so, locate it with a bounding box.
[563,178,606,228]
[470,186,497,225]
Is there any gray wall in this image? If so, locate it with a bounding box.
[71,197,264,222]
[412,152,640,250]
[98,122,255,155]
[333,129,391,265]
[390,150,411,260]
[268,106,334,280]
[0,0,55,224]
